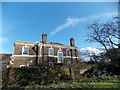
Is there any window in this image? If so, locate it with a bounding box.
[66,49,71,57]
[49,48,54,56]
[57,50,63,63]
[27,63,30,67]
[40,47,43,56]
[22,46,29,55]
[49,62,54,66]
[67,61,71,66]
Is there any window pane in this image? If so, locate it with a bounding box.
[58,50,63,63]
[23,47,29,55]
[66,49,70,56]
[49,48,54,56]
[40,47,43,55]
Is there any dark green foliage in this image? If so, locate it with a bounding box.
[105,48,120,67]
[2,63,93,88]
[83,64,120,78]
[2,66,72,88]
[60,74,71,81]
[2,64,120,89]
[2,62,120,88]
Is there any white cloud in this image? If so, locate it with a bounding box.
[50,12,117,36]
[0,37,7,43]
[50,17,84,36]
[80,47,104,56]
[79,47,104,61]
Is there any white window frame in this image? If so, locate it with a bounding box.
[49,48,54,56]
[22,46,29,55]
[66,49,71,57]
[40,47,43,56]
[57,49,64,63]
[49,62,54,66]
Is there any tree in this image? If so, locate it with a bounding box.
[105,48,120,67]
[86,17,120,66]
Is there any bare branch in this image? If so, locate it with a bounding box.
[86,17,119,52]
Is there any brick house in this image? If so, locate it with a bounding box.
[0,53,12,69]
[10,33,80,67]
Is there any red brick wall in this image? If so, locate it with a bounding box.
[14,44,78,57]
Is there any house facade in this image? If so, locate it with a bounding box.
[1,53,12,69]
[10,33,79,67]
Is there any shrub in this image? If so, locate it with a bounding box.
[2,66,72,88]
[83,64,120,78]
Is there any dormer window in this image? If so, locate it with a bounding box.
[49,47,54,56]
[22,46,29,55]
[66,49,71,57]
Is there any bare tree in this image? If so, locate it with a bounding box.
[86,17,120,66]
[86,17,119,52]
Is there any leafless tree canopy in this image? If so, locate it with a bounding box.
[85,17,120,66]
[86,17,119,52]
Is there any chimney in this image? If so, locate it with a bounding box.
[70,37,75,47]
[42,33,47,44]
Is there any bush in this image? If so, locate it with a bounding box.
[2,66,72,88]
[83,64,120,78]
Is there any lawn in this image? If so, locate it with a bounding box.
[21,82,120,88]
[4,76,120,89]
[41,81,120,88]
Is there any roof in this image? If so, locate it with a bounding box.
[15,41,64,45]
[0,53,12,55]
[14,41,66,46]
[48,42,64,45]
[14,41,78,49]
[15,41,36,44]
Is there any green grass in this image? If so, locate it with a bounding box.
[30,76,120,88]
[16,82,119,88]
[41,82,120,88]
[4,77,120,89]
[89,83,120,88]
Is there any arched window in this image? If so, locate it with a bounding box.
[66,49,71,57]
[57,49,63,63]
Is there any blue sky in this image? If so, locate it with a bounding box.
[1,2,118,53]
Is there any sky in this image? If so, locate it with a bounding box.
[1,2,118,53]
